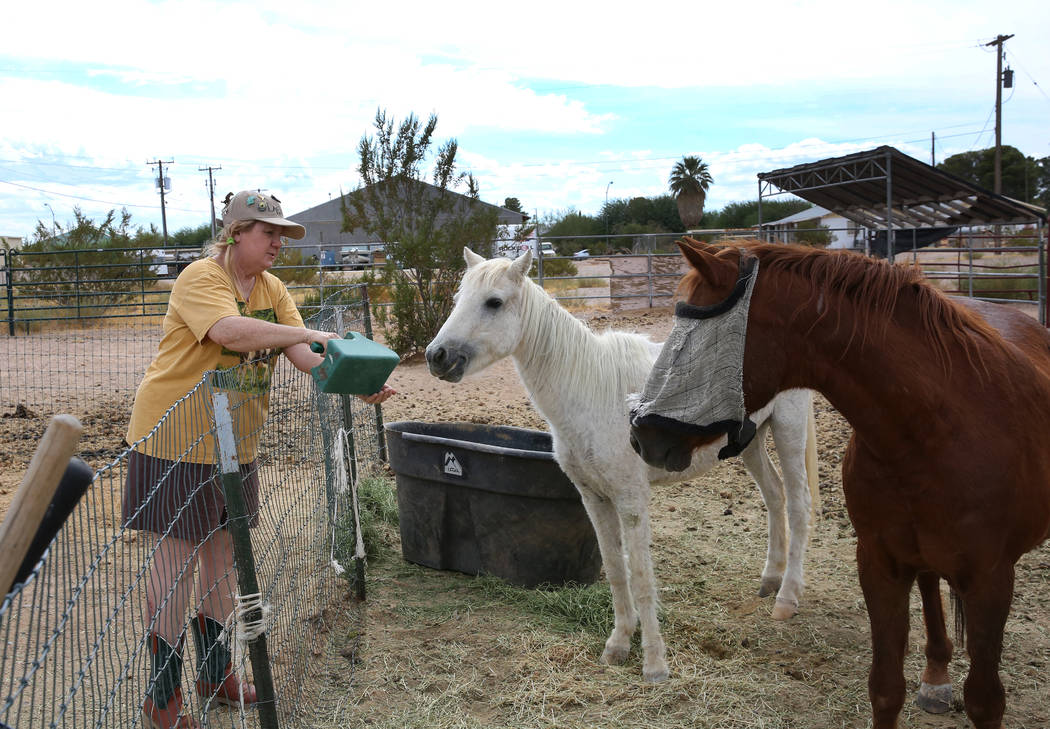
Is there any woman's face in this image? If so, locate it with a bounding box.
[232,221,284,274]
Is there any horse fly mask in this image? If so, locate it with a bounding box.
[629,255,759,460]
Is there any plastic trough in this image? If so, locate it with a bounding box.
[385,421,601,588]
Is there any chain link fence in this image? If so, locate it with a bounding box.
[1,282,385,728]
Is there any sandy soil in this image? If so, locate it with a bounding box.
[3,305,1048,728]
[322,307,1050,729]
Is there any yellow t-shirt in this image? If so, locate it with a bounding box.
[126,258,304,463]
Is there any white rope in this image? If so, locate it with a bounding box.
[345,429,366,563]
[218,592,273,719]
[330,430,348,575]
[331,428,366,574]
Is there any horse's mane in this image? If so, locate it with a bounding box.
[464,258,655,408]
[690,240,1004,375]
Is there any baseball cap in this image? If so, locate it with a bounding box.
[221,190,306,240]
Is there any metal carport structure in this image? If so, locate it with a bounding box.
[756,145,1048,321]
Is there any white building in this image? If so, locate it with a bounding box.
[763,206,862,250]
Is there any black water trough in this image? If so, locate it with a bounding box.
[385,421,601,588]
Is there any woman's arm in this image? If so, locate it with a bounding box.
[207,316,335,355]
[282,342,323,374]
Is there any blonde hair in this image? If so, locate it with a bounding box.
[205,219,259,299]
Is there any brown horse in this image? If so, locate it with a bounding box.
[629,238,1050,729]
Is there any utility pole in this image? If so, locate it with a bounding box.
[984,33,1013,195]
[199,164,222,239]
[931,131,936,166]
[147,159,175,244]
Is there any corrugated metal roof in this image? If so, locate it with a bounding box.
[759,146,1046,230]
[765,205,832,225]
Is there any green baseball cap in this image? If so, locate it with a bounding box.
[221,190,306,240]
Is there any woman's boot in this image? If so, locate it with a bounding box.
[190,613,258,706]
[142,633,199,729]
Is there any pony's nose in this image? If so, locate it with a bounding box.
[426,345,447,370]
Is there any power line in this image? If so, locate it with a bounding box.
[0,178,198,212]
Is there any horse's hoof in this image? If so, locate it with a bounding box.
[758,576,782,598]
[643,662,669,683]
[771,597,799,621]
[916,682,952,714]
[601,643,630,666]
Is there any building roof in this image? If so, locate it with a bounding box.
[288,180,525,249]
[758,145,1046,230]
[764,205,834,226]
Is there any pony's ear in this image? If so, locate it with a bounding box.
[464,247,485,268]
[510,249,533,279]
[676,239,736,287]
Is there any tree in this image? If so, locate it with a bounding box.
[1036,156,1050,209]
[502,197,530,222]
[668,156,714,229]
[706,199,811,229]
[937,146,1048,206]
[542,209,604,254]
[342,109,500,355]
[21,207,157,310]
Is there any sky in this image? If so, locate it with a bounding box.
[2,0,1049,240]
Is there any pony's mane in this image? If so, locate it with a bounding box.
[690,241,1004,374]
[463,257,655,409]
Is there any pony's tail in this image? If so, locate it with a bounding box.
[805,398,821,525]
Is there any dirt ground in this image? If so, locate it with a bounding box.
[2,306,1049,728]
[311,307,1049,729]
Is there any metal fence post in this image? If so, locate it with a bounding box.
[3,248,13,337]
[360,285,387,462]
[211,391,280,729]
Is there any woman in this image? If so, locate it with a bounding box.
[123,190,395,729]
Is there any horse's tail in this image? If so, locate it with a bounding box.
[951,588,966,649]
[805,396,821,525]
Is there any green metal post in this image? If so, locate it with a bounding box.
[211,391,280,729]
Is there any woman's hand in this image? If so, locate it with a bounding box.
[356,384,397,404]
[303,329,339,350]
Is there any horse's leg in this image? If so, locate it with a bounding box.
[768,405,815,620]
[857,537,914,729]
[959,567,1014,729]
[615,486,668,682]
[738,423,790,605]
[574,487,637,668]
[915,571,954,714]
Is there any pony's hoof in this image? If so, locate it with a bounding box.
[643,662,669,683]
[916,682,952,714]
[770,597,799,621]
[601,643,630,666]
[758,576,782,598]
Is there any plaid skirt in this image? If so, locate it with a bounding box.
[122,449,261,542]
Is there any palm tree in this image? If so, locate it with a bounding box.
[668,156,714,230]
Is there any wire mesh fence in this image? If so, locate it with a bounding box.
[0,287,385,728]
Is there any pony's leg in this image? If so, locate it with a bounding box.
[856,538,914,729]
[768,409,814,620]
[615,488,668,682]
[915,571,954,714]
[575,488,637,668]
[738,424,790,604]
[959,567,1014,729]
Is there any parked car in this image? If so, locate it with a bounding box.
[573,249,590,259]
[340,246,374,270]
[538,242,556,257]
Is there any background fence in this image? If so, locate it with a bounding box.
[0,286,384,728]
[4,226,1043,335]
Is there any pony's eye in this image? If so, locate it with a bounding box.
[485,297,503,310]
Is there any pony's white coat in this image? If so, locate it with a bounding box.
[426,249,818,681]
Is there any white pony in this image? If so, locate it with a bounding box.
[425,249,819,682]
